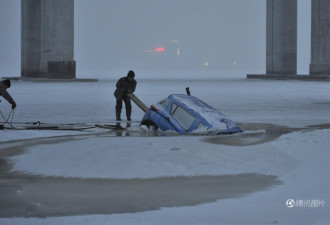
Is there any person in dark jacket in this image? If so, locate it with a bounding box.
[0,79,16,110]
[114,70,137,121]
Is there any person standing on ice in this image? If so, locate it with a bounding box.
[0,79,16,110]
[114,70,137,121]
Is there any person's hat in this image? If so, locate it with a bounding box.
[127,70,135,78]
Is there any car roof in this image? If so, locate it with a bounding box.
[168,94,236,129]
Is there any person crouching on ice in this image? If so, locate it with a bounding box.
[0,79,16,110]
[114,70,137,121]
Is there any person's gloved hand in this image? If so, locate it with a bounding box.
[11,102,16,110]
[127,89,133,93]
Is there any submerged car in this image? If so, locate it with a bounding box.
[141,94,242,134]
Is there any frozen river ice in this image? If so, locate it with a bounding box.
[0,78,330,225]
[1,78,329,126]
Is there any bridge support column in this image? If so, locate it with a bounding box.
[310,0,330,75]
[266,0,297,75]
[21,0,75,79]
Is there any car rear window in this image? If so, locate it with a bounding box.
[171,104,196,130]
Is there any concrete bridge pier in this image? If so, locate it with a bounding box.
[21,0,75,79]
[266,0,297,75]
[310,0,330,76]
[247,0,330,80]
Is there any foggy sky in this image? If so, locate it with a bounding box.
[0,0,311,78]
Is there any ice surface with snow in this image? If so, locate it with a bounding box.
[1,78,330,225]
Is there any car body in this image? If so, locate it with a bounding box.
[141,94,242,134]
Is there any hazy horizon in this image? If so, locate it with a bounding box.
[0,0,311,79]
